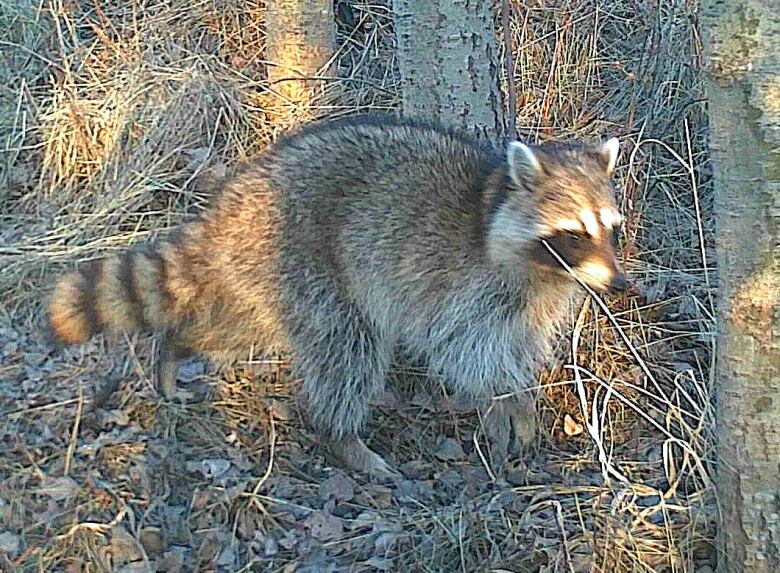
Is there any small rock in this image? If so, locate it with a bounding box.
[216,545,237,568]
[176,359,205,382]
[437,467,464,489]
[435,437,465,461]
[0,530,21,557]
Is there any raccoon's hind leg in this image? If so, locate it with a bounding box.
[288,300,398,479]
[156,329,193,399]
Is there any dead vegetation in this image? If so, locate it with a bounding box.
[0,0,715,571]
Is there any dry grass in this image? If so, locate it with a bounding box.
[0,0,715,571]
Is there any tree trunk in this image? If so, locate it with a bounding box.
[701,1,779,571]
[265,0,335,113]
[393,0,505,140]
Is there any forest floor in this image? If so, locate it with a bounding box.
[1,1,717,571]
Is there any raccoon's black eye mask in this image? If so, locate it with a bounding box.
[531,230,589,268]
[529,229,614,269]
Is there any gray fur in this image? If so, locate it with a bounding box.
[49,115,625,471]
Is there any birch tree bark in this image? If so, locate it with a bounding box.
[701,1,779,570]
[265,0,335,113]
[393,0,505,139]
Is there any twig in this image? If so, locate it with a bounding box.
[248,408,277,510]
[571,300,629,484]
[63,383,83,477]
[474,409,497,483]
[54,498,128,540]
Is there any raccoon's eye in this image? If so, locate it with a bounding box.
[567,231,581,243]
[611,227,620,246]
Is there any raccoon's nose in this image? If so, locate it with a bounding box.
[608,272,628,293]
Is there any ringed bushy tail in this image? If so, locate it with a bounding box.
[48,243,180,346]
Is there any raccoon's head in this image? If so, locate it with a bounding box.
[487,137,628,293]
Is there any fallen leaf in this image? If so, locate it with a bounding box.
[186,459,231,480]
[278,530,298,550]
[319,471,355,503]
[109,526,145,567]
[139,528,164,558]
[116,563,152,573]
[364,556,392,570]
[434,438,465,461]
[253,532,279,557]
[564,414,584,437]
[437,468,464,489]
[267,399,295,421]
[158,547,187,573]
[304,510,344,541]
[35,476,79,501]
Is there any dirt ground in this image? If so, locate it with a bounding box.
[1,1,717,571]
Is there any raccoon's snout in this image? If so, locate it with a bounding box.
[576,259,626,293]
[607,272,628,293]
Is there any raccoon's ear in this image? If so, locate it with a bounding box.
[507,141,541,186]
[599,137,620,174]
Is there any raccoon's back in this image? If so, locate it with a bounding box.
[269,117,502,292]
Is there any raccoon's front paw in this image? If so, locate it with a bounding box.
[482,395,538,470]
[329,436,402,482]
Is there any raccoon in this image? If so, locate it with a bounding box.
[48,115,627,477]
